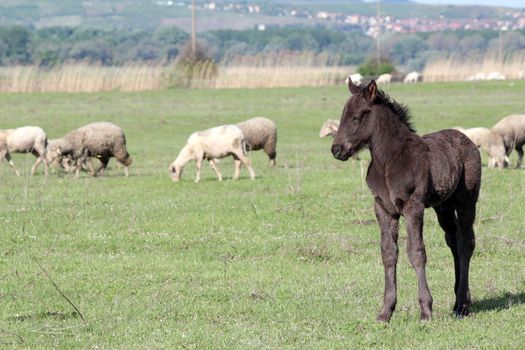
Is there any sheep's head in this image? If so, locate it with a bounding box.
[169,163,183,182]
[45,142,63,163]
[169,145,192,182]
[122,155,132,166]
[489,133,508,169]
[319,119,339,138]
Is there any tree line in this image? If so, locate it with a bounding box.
[1,25,525,70]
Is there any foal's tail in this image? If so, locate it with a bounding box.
[461,142,482,203]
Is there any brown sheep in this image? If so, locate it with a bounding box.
[236,117,277,167]
[46,122,132,177]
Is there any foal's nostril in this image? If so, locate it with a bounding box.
[331,144,342,159]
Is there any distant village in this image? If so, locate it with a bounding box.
[155,1,525,36]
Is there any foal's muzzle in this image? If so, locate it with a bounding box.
[331,144,352,161]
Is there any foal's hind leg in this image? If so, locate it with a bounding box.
[454,203,476,317]
[434,203,460,312]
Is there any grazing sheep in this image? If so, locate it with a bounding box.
[491,114,525,168]
[319,119,340,138]
[486,71,506,81]
[465,72,486,81]
[403,71,420,83]
[236,117,277,167]
[169,125,255,182]
[345,73,363,86]
[47,139,96,174]
[46,122,132,177]
[0,126,48,176]
[376,73,392,84]
[457,127,508,168]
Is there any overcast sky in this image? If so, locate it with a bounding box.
[412,0,525,7]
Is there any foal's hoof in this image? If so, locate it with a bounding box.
[376,312,392,323]
[420,312,432,322]
[455,305,470,318]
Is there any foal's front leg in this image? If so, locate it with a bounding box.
[404,199,433,321]
[374,201,400,322]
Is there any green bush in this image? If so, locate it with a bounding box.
[357,58,395,76]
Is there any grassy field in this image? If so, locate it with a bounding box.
[1,81,524,348]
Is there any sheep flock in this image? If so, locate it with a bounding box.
[1,117,278,182]
[1,76,524,181]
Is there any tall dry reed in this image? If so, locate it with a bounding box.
[0,52,353,92]
[0,62,167,93]
[423,50,525,82]
[210,51,350,88]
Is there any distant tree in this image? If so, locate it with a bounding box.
[427,32,459,52]
[153,26,188,45]
[337,33,374,65]
[36,27,74,42]
[32,44,62,66]
[131,40,160,61]
[283,32,318,51]
[488,31,525,53]
[385,34,428,65]
[263,36,288,53]
[69,39,113,64]
[0,26,31,64]
[459,34,486,53]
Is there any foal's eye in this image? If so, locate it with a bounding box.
[352,117,359,125]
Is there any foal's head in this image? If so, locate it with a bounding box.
[331,79,379,161]
[331,78,413,161]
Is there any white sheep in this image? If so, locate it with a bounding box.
[457,127,508,168]
[345,73,363,86]
[46,122,132,178]
[319,119,340,138]
[491,114,525,168]
[377,73,392,84]
[486,72,506,81]
[465,72,486,81]
[169,125,255,182]
[403,71,420,83]
[0,126,48,176]
[236,117,277,167]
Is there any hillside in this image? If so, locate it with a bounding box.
[0,0,519,32]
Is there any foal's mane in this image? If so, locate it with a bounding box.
[356,85,416,132]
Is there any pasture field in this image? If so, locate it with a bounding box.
[1,81,525,348]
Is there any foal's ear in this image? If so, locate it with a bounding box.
[346,76,360,94]
[366,80,378,102]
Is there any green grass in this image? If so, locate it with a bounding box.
[1,81,525,348]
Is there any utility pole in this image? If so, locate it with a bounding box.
[376,0,381,66]
[191,0,196,56]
